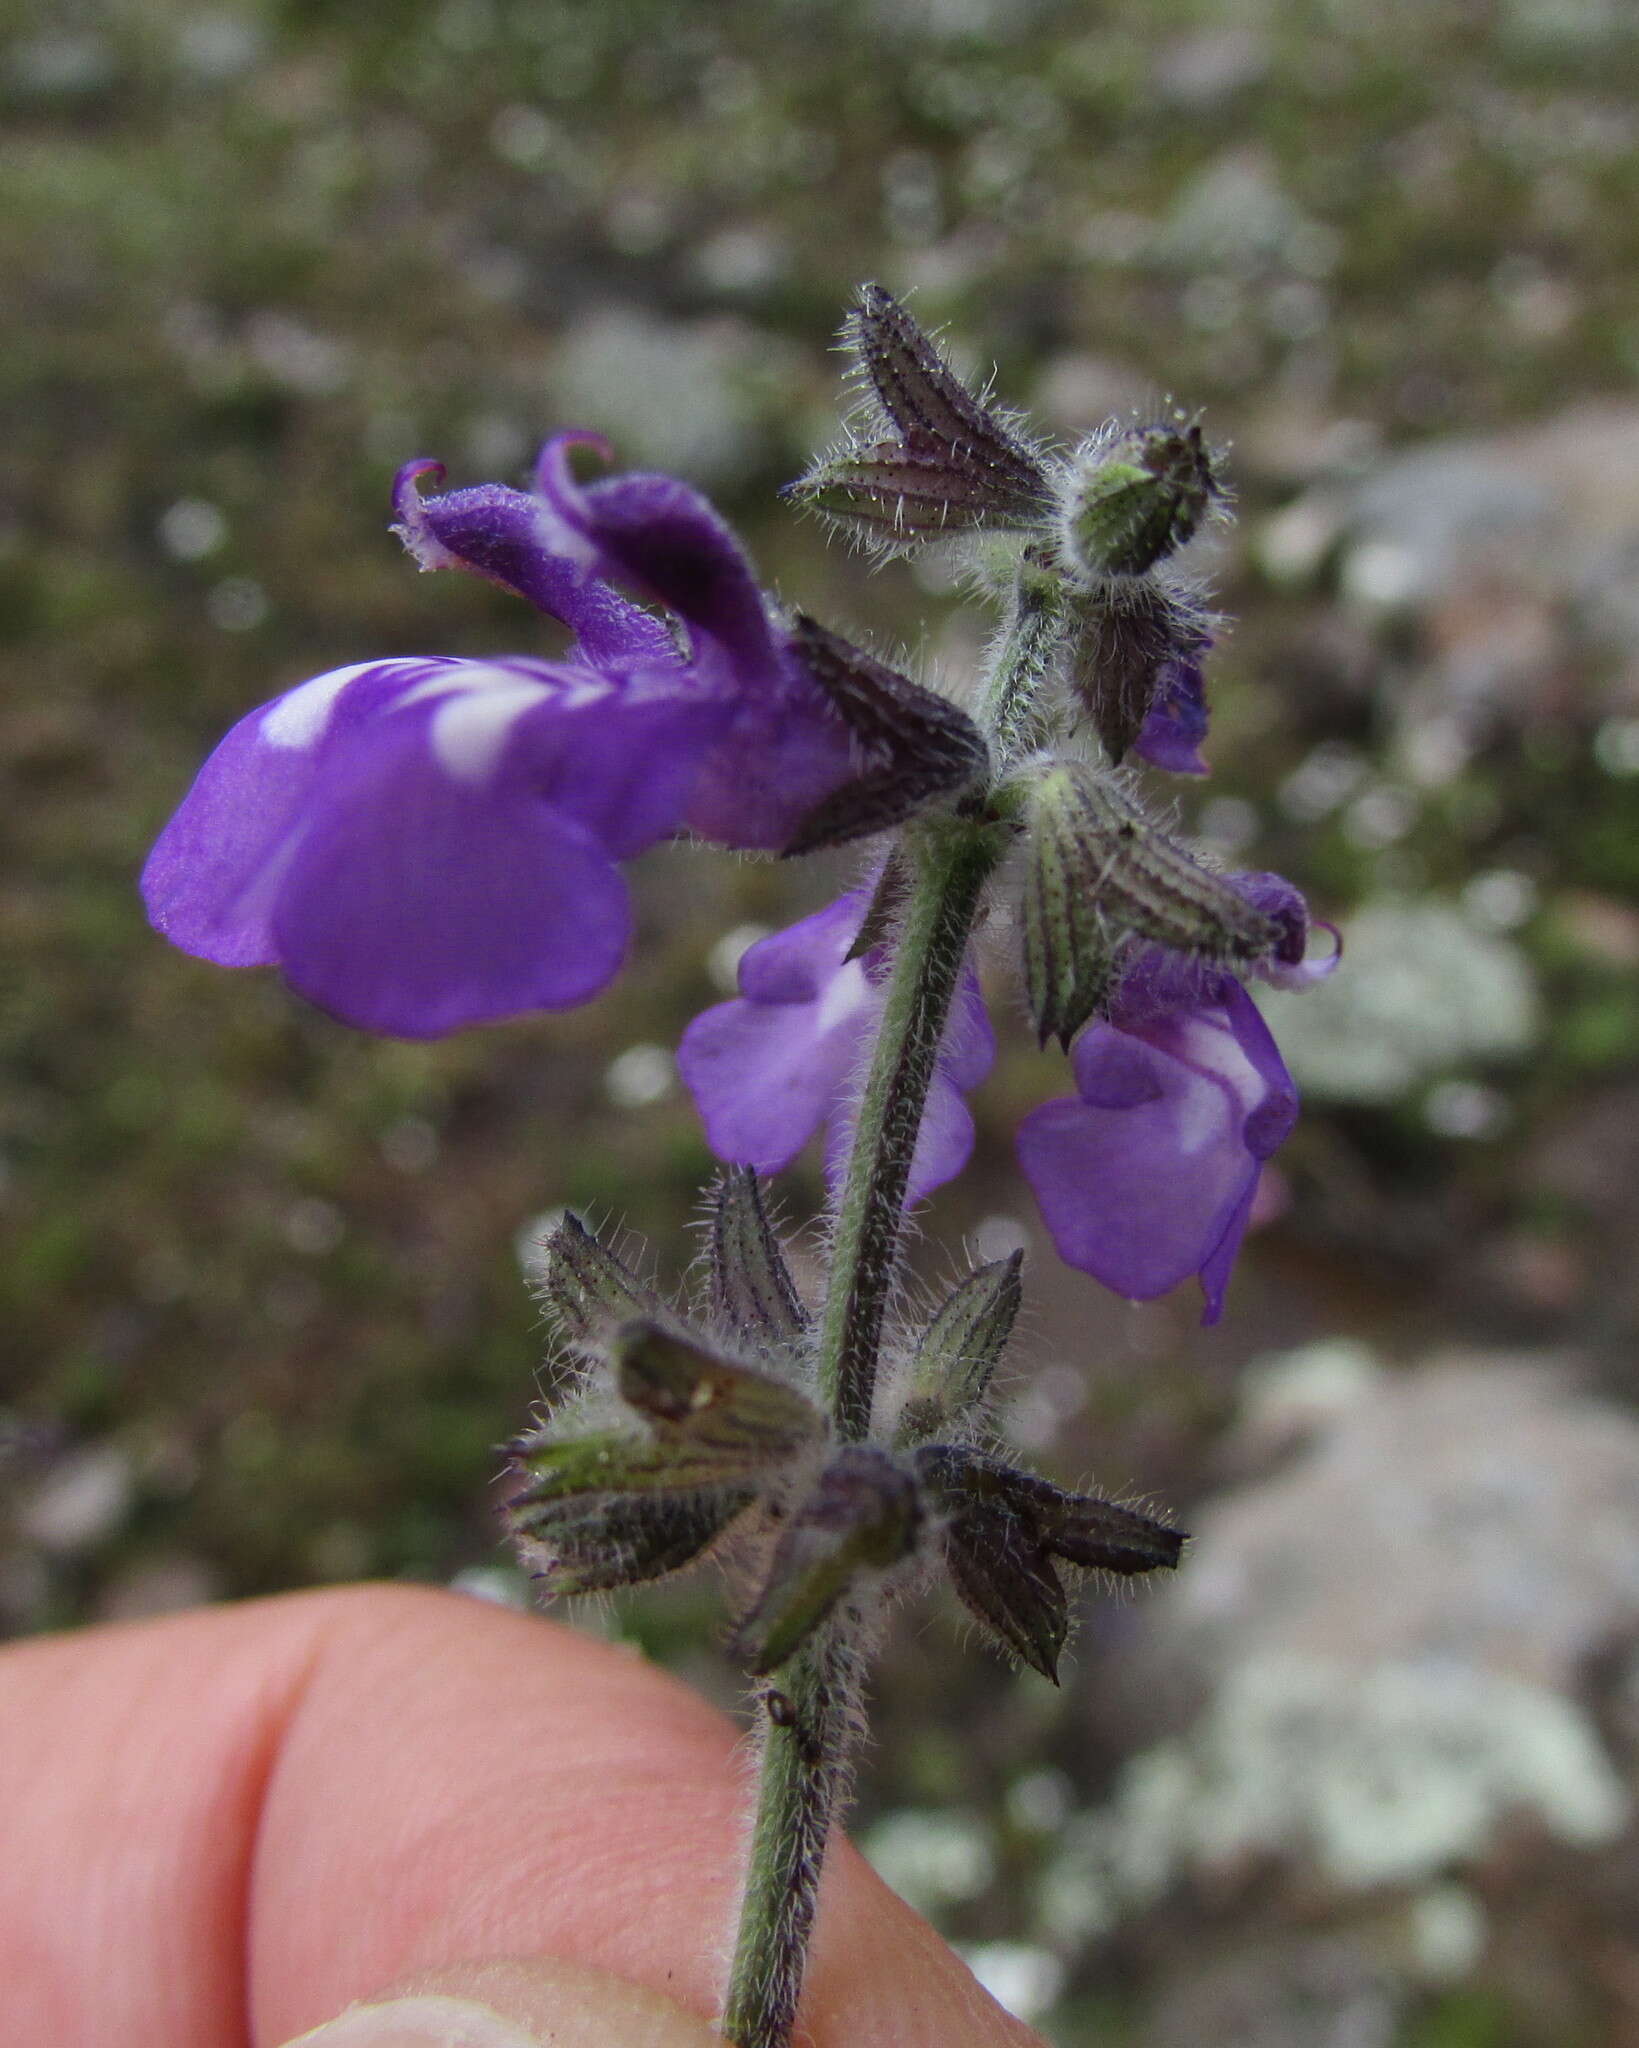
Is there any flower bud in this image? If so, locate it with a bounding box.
[732,1445,922,1672]
[1064,421,1220,580]
[892,1251,1023,1446]
[1020,761,1282,1046]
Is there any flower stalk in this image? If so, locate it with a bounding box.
[721,572,1046,2046]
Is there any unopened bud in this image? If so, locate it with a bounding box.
[893,1252,1023,1446]
[1064,421,1220,580]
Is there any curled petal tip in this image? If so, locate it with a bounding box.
[1262,918,1343,990]
[391,459,454,570]
[532,428,615,502]
[391,457,446,516]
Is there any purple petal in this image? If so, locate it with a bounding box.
[146,654,731,1032]
[1019,986,1297,1314]
[1133,646,1210,777]
[533,433,780,680]
[678,913,874,1172]
[679,889,992,1202]
[824,935,994,1202]
[393,458,677,669]
[272,712,634,1035]
[1196,1174,1260,1325]
[1222,871,1342,989]
[821,1005,988,1205]
[529,434,857,851]
[431,658,731,859]
[941,961,998,1092]
[1106,942,1228,1033]
[734,891,868,1005]
[905,1070,978,1202]
[1019,1051,1258,1306]
[679,655,857,853]
[141,658,459,965]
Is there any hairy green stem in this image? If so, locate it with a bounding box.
[721,1627,865,2048]
[977,549,1066,768]
[816,818,1002,1442]
[720,564,1063,2048]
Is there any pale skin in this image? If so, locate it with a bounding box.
[0,1583,1043,2047]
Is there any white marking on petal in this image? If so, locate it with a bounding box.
[812,958,872,1040]
[397,661,613,715]
[533,500,601,576]
[1167,1067,1225,1158]
[260,663,380,750]
[1168,1010,1267,1154]
[427,681,553,784]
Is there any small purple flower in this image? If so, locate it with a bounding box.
[677,890,995,1204]
[143,436,857,1036]
[1016,933,1305,1325]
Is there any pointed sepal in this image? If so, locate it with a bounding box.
[946,1505,1069,1682]
[893,1252,1024,1446]
[781,614,989,854]
[917,1443,1183,1681]
[705,1168,809,1355]
[509,1421,765,1504]
[790,438,1055,545]
[514,1487,755,1596]
[732,1445,922,1673]
[844,848,912,963]
[537,1212,667,1349]
[786,284,1054,550]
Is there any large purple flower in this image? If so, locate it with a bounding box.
[142,435,857,1037]
[677,890,995,1204]
[1014,885,1333,1323]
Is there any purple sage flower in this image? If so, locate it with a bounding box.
[142,436,857,1036]
[678,890,995,1204]
[1015,902,1328,1323]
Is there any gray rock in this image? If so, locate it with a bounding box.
[1256,899,1538,1106]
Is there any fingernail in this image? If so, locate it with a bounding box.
[276,1959,723,2048]
[283,1994,541,2048]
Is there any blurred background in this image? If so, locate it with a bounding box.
[4,0,1639,2040]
